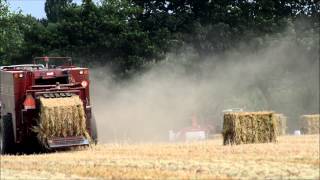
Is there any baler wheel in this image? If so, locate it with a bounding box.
[0,114,15,154]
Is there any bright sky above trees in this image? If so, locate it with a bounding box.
[8,0,86,18]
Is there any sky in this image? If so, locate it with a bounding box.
[7,0,85,19]
[8,0,46,19]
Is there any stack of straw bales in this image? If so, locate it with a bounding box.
[33,95,91,147]
[300,114,320,134]
[274,113,287,135]
[222,112,277,145]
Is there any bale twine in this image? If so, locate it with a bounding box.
[274,113,287,135]
[222,112,277,145]
[33,95,91,147]
[300,114,320,134]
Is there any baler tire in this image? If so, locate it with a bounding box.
[90,115,98,144]
[0,114,15,154]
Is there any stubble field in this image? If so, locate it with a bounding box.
[0,135,319,180]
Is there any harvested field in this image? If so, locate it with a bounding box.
[1,135,319,180]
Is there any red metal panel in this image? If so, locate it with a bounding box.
[69,68,90,106]
[1,64,93,146]
[0,71,17,141]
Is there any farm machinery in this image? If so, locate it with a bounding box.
[0,57,97,154]
[169,115,214,142]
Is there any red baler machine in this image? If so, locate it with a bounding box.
[0,57,97,154]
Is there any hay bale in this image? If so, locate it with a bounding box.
[274,113,287,135]
[33,95,91,147]
[222,111,277,145]
[300,114,320,134]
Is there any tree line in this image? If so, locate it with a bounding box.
[0,0,319,76]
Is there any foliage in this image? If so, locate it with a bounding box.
[0,0,319,73]
[0,2,24,65]
[45,0,72,22]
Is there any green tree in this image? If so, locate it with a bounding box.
[0,1,24,65]
[2,0,319,75]
[45,0,72,22]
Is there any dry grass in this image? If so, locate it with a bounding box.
[223,112,277,145]
[300,114,320,134]
[274,113,287,135]
[33,96,91,147]
[0,135,319,180]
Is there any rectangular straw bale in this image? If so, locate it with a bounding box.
[33,95,91,148]
[222,111,277,145]
[300,114,320,134]
[274,113,287,135]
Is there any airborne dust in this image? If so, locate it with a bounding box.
[90,31,319,143]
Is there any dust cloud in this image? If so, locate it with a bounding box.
[90,32,319,143]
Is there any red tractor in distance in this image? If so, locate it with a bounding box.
[0,57,97,154]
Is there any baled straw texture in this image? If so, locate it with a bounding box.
[222,112,277,145]
[33,95,91,147]
[300,114,320,134]
[274,113,287,135]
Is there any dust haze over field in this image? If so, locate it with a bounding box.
[90,31,319,143]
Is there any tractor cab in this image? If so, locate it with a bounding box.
[33,56,75,69]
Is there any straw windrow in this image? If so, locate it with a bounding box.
[33,95,91,147]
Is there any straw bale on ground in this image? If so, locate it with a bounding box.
[222,111,277,145]
[300,114,320,134]
[274,113,287,135]
[33,95,91,147]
